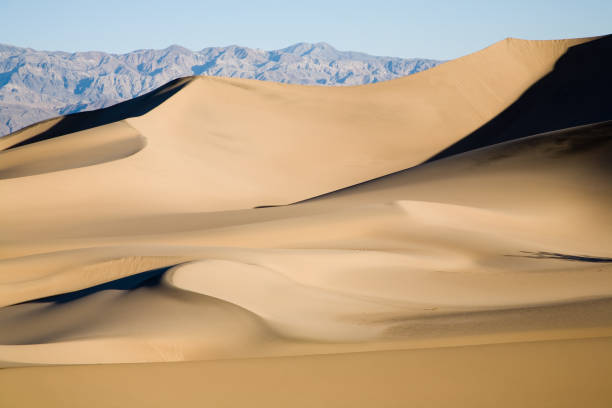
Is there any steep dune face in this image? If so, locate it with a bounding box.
[1,36,612,406]
[429,34,612,161]
[0,77,191,151]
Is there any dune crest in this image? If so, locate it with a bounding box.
[0,121,145,179]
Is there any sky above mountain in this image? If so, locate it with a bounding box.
[1,0,611,60]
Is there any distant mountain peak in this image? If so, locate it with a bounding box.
[163,44,192,54]
[312,41,335,49]
[280,41,337,55]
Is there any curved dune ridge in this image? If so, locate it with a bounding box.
[0,121,146,179]
[1,36,612,406]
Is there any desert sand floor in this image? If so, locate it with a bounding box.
[2,337,612,408]
[1,35,611,406]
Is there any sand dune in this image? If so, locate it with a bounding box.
[1,36,611,406]
[1,119,611,367]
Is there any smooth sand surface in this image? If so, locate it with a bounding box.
[2,337,612,408]
[1,36,611,406]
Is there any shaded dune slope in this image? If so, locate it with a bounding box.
[428,34,612,161]
[0,77,191,151]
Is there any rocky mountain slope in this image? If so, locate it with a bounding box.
[0,42,440,136]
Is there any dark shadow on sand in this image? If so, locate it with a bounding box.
[7,77,193,149]
[506,251,612,263]
[26,265,176,304]
[290,119,612,205]
[425,35,612,162]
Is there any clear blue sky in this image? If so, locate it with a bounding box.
[2,0,611,60]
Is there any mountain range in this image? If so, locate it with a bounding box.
[0,42,441,136]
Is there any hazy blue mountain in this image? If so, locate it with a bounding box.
[0,43,441,136]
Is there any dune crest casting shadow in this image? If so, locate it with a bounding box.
[426,35,612,162]
[292,120,612,205]
[0,76,193,151]
[26,265,175,304]
[0,121,146,179]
